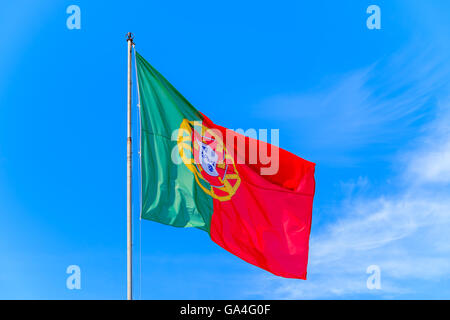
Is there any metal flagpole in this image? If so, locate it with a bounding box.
[126,32,134,300]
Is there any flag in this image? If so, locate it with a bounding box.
[136,52,316,279]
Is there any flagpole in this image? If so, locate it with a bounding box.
[126,32,134,301]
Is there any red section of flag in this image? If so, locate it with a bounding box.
[202,115,316,279]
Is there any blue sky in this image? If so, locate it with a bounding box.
[0,0,449,299]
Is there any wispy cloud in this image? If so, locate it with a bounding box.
[256,44,448,165]
[255,116,450,298]
[405,102,450,185]
[252,46,450,299]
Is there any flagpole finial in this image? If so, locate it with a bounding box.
[126,32,134,44]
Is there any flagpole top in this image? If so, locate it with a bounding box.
[126,32,135,44]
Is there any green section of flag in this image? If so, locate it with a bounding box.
[136,52,213,232]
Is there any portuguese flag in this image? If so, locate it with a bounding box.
[136,52,316,279]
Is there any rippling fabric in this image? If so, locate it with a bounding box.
[136,51,316,279]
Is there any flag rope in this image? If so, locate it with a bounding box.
[133,44,143,300]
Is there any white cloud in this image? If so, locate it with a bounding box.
[254,98,450,298]
[255,44,447,166]
[405,103,450,185]
[253,46,450,298]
